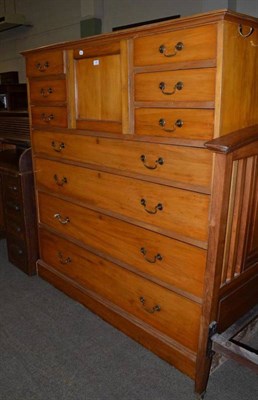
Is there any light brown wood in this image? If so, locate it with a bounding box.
[23,9,258,398]
[38,191,206,299]
[32,130,212,191]
[135,108,214,139]
[34,157,210,244]
[219,21,258,135]
[31,106,67,128]
[39,228,201,352]
[25,50,64,77]
[30,78,66,104]
[134,68,216,103]
[134,24,217,66]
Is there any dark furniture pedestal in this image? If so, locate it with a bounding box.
[0,148,38,275]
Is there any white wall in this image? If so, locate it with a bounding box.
[0,0,257,82]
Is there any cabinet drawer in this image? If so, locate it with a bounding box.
[38,192,206,298]
[35,158,210,244]
[135,108,214,140]
[26,50,64,77]
[134,24,217,66]
[32,131,212,190]
[30,79,66,104]
[3,175,21,199]
[6,235,27,271]
[31,106,67,128]
[6,216,25,240]
[135,68,216,103]
[40,228,201,352]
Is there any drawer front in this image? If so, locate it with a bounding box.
[3,175,21,200]
[6,216,25,240]
[26,51,64,77]
[135,108,214,140]
[134,24,217,66]
[40,228,201,352]
[135,68,216,103]
[5,198,23,217]
[30,79,66,104]
[32,131,212,190]
[38,192,206,298]
[6,235,27,271]
[31,106,67,128]
[35,158,210,243]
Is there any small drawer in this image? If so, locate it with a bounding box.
[5,199,23,215]
[30,79,67,104]
[6,217,25,240]
[40,228,202,352]
[6,235,27,272]
[31,106,68,128]
[35,158,210,244]
[32,130,212,191]
[3,175,21,198]
[135,108,214,140]
[134,24,217,66]
[134,68,216,103]
[38,192,206,298]
[26,50,64,77]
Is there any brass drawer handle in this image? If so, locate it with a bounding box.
[139,296,161,314]
[159,118,183,132]
[51,140,65,152]
[159,81,183,95]
[140,247,163,263]
[54,213,70,224]
[238,24,254,38]
[41,113,54,122]
[140,198,163,214]
[53,174,68,186]
[35,61,49,72]
[140,154,164,169]
[57,251,72,265]
[40,87,53,97]
[159,41,184,57]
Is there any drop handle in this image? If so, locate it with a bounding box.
[35,61,49,72]
[53,174,68,187]
[139,296,161,314]
[140,154,164,170]
[159,41,184,57]
[41,113,54,122]
[40,87,53,97]
[159,118,183,132]
[51,140,65,152]
[54,213,70,225]
[140,247,163,263]
[159,81,183,95]
[140,198,163,214]
[57,251,72,265]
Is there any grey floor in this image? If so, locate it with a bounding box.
[0,239,257,400]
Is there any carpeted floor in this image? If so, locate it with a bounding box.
[0,239,257,400]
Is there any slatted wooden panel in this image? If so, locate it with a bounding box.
[221,155,258,286]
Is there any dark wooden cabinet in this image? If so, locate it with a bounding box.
[0,148,38,275]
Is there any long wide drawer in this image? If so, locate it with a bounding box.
[135,68,216,103]
[32,131,212,191]
[38,191,206,298]
[35,158,210,244]
[134,24,217,66]
[39,228,201,352]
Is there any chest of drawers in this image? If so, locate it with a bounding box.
[22,9,258,397]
